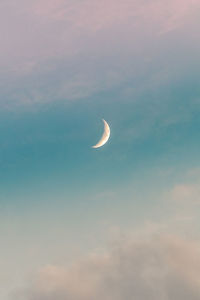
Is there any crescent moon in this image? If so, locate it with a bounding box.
[92,119,110,148]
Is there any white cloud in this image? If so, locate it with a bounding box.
[13,234,200,300]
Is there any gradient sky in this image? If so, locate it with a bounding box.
[1,1,200,299]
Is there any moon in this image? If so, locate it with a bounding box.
[92,119,110,148]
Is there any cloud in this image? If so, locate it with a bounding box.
[13,234,200,300]
[171,184,200,203]
[31,0,200,34]
[0,0,200,107]
[171,170,200,203]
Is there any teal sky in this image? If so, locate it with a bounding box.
[1,1,200,299]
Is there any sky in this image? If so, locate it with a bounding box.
[1,0,200,299]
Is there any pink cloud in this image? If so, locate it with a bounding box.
[31,0,200,34]
[172,184,200,203]
[0,0,199,106]
[14,234,200,300]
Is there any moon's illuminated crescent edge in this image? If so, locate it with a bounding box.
[92,119,110,148]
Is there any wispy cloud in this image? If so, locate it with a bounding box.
[31,0,200,33]
[0,0,199,107]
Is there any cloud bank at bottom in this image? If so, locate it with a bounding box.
[13,233,200,300]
